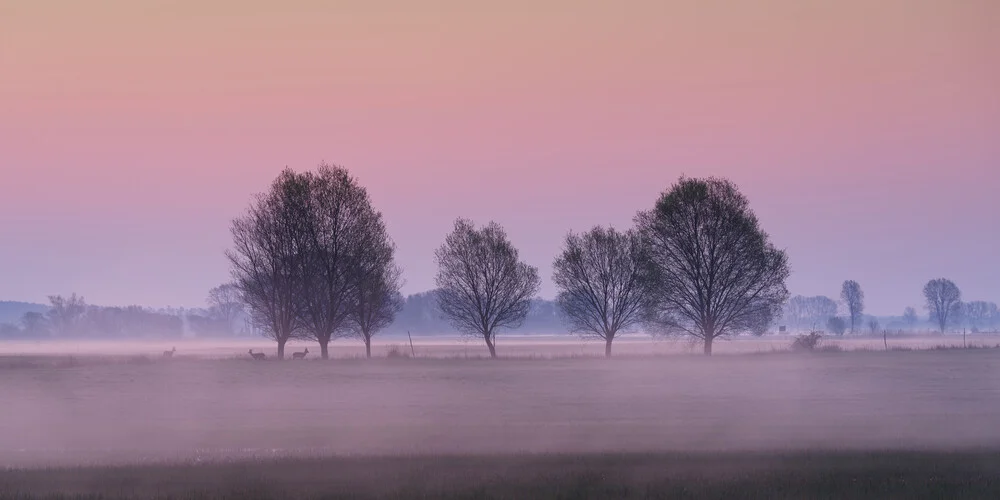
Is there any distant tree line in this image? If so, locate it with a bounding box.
[5,165,994,356]
[0,294,184,339]
[778,279,1000,336]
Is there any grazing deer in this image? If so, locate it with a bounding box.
[162,347,176,358]
[249,349,266,360]
[292,347,309,360]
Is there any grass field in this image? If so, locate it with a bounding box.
[4,451,1000,499]
[2,337,999,498]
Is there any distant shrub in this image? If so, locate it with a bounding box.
[386,345,410,359]
[826,317,847,336]
[126,355,154,365]
[54,356,81,368]
[791,332,823,351]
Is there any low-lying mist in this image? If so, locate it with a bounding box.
[1,339,999,468]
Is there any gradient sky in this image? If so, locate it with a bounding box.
[1,0,998,315]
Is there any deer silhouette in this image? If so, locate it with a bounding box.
[292,347,309,360]
[248,349,266,360]
[162,347,176,358]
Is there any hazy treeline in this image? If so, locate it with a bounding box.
[780,281,1000,336]
[0,292,239,340]
[3,166,994,354]
[0,291,567,340]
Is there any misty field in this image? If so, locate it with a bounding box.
[2,338,1000,498]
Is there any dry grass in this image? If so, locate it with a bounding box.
[4,451,1000,499]
[2,333,998,360]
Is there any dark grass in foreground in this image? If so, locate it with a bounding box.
[4,451,1000,499]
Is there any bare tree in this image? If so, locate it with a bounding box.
[295,164,387,359]
[47,293,87,336]
[435,218,541,358]
[903,306,918,331]
[21,311,48,336]
[965,301,997,333]
[840,281,864,334]
[206,283,244,334]
[783,295,838,331]
[868,317,880,335]
[637,177,790,355]
[227,169,310,358]
[347,222,404,358]
[923,278,962,334]
[552,226,648,357]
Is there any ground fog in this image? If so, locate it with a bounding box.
[1,337,999,468]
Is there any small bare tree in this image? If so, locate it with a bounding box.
[552,226,648,357]
[47,293,87,336]
[206,283,244,334]
[637,177,790,355]
[868,318,880,335]
[21,312,49,336]
[783,295,838,331]
[965,301,996,333]
[347,223,404,358]
[924,278,962,334]
[840,281,864,334]
[903,306,918,331]
[435,219,541,358]
[227,169,310,358]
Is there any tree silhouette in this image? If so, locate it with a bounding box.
[435,219,540,358]
[553,226,648,357]
[638,177,790,355]
[923,278,962,334]
[840,281,864,334]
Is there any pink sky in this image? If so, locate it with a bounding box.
[1,1,998,314]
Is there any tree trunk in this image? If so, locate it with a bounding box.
[605,337,613,358]
[320,340,330,359]
[883,330,887,351]
[277,338,286,359]
[365,337,372,359]
[703,336,713,356]
[484,334,497,358]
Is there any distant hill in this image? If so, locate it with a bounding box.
[0,301,49,325]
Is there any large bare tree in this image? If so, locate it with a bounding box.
[227,169,310,358]
[552,226,647,357]
[347,216,404,358]
[206,283,244,334]
[435,219,541,358]
[295,164,383,359]
[923,278,962,333]
[637,177,789,355]
[840,280,864,334]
